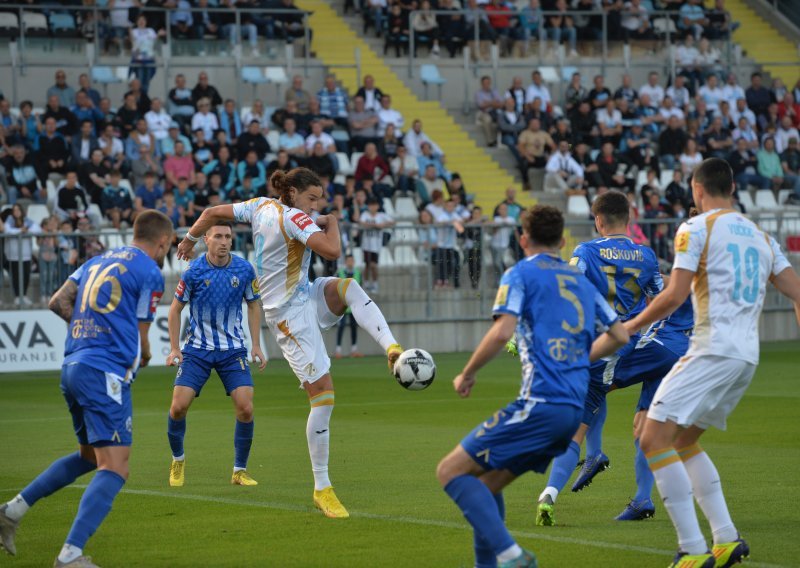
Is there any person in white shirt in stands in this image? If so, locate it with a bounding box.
[775,115,800,154]
[659,96,686,126]
[191,98,220,140]
[524,70,551,113]
[490,201,516,286]
[639,72,665,107]
[145,98,172,141]
[544,140,585,195]
[279,118,307,158]
[731,116,759,151]
[666,75,692,112]
[358,196,394,293]
[377,94,404,138]
[390,145,419,194]
[679,138,704,177]
[403,119,443,158]
[698,74,725,114]
[242,99,269,132]
[730,98,757,129]
[721,72,745,109]
[304,120,336,154]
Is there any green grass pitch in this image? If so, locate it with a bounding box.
[1,343,797,567]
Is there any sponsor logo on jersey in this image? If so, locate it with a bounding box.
[149,292,163,314]
[494,284,509,306]
[569,256,580,266]
[251,279,259,295]
[176,280,186,297]
[675,231,689,253]
[231,276,240,288]
[291,212,313,230]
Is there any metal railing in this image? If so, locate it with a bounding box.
[1,216,797,318]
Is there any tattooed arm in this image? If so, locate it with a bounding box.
[49,280,78,323]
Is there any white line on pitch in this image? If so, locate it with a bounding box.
[58,485,785,568]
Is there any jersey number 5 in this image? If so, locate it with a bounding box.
[80,262,128,315]
[556,274,585,333]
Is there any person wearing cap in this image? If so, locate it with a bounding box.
[160,122,192,157]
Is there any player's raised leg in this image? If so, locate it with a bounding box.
[230,385,257,486]
[0,446,97,556]
[167,385,195,487]
[304,374,348,519]
[323,278,402,369]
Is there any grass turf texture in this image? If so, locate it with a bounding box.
[0,343,797,567]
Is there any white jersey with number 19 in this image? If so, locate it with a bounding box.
[232,197,321,314]
[672,208,791,365]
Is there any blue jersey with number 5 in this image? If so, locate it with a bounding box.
[63,246,164,380]
[493,254,619,408]
[570,235,662,321]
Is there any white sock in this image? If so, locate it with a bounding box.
[4,494,30,521]
[683,450,737,545]
[307,396,334,491]
[172,454,185,462]
[496,544,523,562]
[233,466,246,473]
[350,344,358,353]
[651,453,707,554]
[342,279,397,351]
[539,486,559,504]
[58,543,83,564]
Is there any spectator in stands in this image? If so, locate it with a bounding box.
[390,144,419,195]
[164,140,195,190]
[464,0,496,47]
[666,75,692,112]
[675,34,701,94]
[377,94,404,138]
[588,74,612,109]
[70,92,103,137]
[101,169,134,229]
[679,0,709,40]
[705,116,733,159]
[305,141,336,181]
[437,0,467,58]
[545,0,578,57]
[493,187,523,220]
[235,149,267,195]
[43,95,78,138]
[79,148,110,205]
[434,198,462,289]
[37,215,60,302]
[776,115,800,154]
[778,92,800,127]
[348,96,380,152]
[170,0,194,38]
[355,75,384,113]
[55,170,93,225]
[74,215,106,264]
[657,115,688,171]
[17,101,41,150]
[77,73,101,108]
[131,137,164,189]
[191,97,220,141]
[544,140,585,195]
[504,76,526,115]
[413,0,442,56]
[781,137,800,199]
[126,77,152,115]
[130,15,162,94]
[36,117,71,185]
[597,99,623,146]
[203,145,237,195]
[192,72,223,111]
[168,74,196,131]
[731,115,758,150]
[622,120,657,173]
[355,142,391,192]
[728,137,770,191]
[706,0,735,39]
[420,163,445,198]
[474,76,503,147]
[658,96,685,126]
[757,137,787,191]
[404,119,443,158]
[518,0,544,55]
[497,97,525,161]
[746,72,774,122]
[621,0,654,42]
[4,203,41,305]
[517,117,555,188]
[359,196,394,293]
[318,75,349,127]
[613,73,637,105]
[638,71,664,107]
[719,73,745,111]
[418,141,451,184]
[525,70,551,114]
[4,146,40,205]
[134,171,164,217]
[697,74,724,114]
[570,101,598,148]
[665,169,691,210]
[126,118,157,163]
[279,117,307,157]
[237,119,270,161]
[490,202,515,285]
[174,176,197,222]
[159,191,184,228]
[218,98,242,146]
[282,75,311,114]
[142,98,170,142]
[679,138,703,177]
[220,0,260,57]
[161,121,192,157]
[596,141,634,193]
[47,70,77,108]
[273,0,308,43]
[192,0,221,55]
[71,120,100,166]
[117,92,143,139]
[305,120,337,156]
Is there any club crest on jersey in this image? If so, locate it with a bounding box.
[291,212,313,230]
[204,279,211,287]
[231,276,240,288]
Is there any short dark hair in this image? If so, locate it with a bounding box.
[692,157,734,197]
[521,204,563,248]
[207,220,233,232]
[133,210,174,243]
[591,190,630,227]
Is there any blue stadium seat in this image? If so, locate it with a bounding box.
[92,66,123,96]
[420,64,445,100]
[49,12,77,36]
[242,66,269,99]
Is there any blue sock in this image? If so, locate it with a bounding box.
[585,399,607,458]
[445,475,515,556]
[65,470,125,549]
[473,493,505,568]
[633,438,655,502]
[20,452,96,507]
[167,415,186,458]
[545,440,581,493]
[234,420,254,469]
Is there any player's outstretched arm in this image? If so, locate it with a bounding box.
[166,298,186,366]
[771,267,800,326]
[139,321,153,368]
[247,300,267,371]
[49,279,78,323]
[624,268,694,334]
[589,320,630,362]
[176,204,235,260]
[454,314,517,398]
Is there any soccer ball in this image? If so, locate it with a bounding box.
[393,349,436,391]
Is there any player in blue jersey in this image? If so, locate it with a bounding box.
[436,205,629,568]
[164,221,267,487]
[536,190,663,526]
[0,211,173,566]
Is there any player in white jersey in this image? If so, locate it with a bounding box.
[623,158,800,568]
[176,167,404,519]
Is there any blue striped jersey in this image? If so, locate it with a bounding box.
[175,254,260,350]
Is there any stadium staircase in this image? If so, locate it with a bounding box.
[721,0,800,85]
[295,0,525,211]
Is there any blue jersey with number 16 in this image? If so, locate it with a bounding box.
[63,246,164,381]
[493,254,619,409]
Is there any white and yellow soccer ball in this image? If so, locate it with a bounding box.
[393,349,436,391]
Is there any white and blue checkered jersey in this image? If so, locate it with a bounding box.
[175,254,260,351]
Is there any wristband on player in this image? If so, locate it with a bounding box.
[185,231,200,243]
